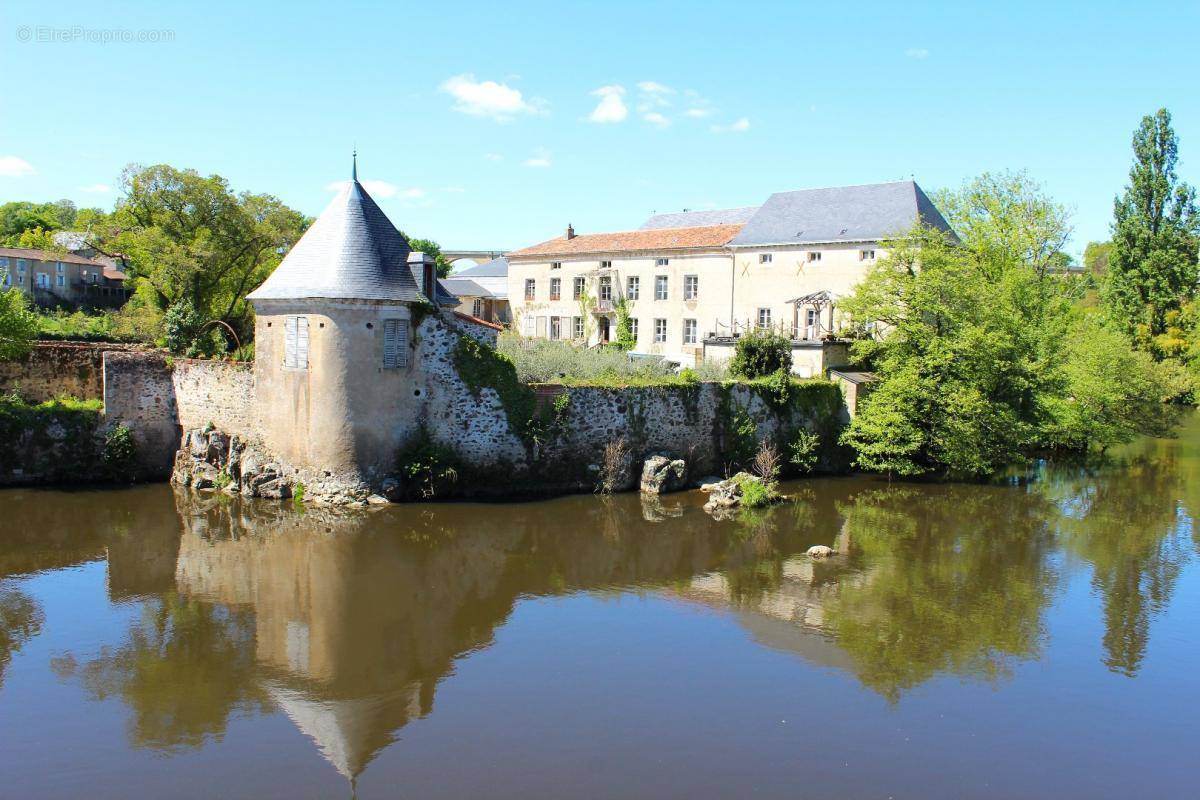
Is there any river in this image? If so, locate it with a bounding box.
[1,416,1198,798]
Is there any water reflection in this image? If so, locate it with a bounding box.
[8,417,1194,786]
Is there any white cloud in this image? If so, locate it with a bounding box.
[79,183,111,193]
[905,48,929,60]
[398,187,425,200]
[326,179,402,198]
[643,112,670,128]
[523,149,552,168]
[711,117,750,133]
[588,85,628,123]
[637,80,673,95]
[440,74,539,121]
[684,107,711,118]
[0,156,35,177]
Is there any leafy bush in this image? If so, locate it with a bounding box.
[788,428,821,473]
[613,299,636,351]
[497,331,728,386]
[102,424,137,475]
[395,428,461,499]
[0,285,38,360]
[729,328,792,379]
[732,473,776,509]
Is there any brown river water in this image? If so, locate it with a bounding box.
[1,416,1199,798]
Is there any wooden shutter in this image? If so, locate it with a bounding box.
[284,316,297,369]
[383,319,409,368]
[296,317,309,369]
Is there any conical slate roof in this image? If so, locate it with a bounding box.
[248,177,427,303]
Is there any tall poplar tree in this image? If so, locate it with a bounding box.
[1102,109,1200,343]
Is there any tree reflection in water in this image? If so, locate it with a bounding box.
[0,586,43,689]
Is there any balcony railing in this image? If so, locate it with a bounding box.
[593,298,615,313]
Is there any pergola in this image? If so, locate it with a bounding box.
[786,290,839,340]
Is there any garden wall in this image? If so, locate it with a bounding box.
[0,342,144,403]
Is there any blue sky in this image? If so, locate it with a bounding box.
[1,0,1196,259]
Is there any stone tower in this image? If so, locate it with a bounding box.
[246,157,457,494]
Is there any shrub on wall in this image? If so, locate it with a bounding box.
[102,424,138,477]
[729,329,792,379]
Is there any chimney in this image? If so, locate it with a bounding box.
[408,251,437,302]
[566,224,576,240]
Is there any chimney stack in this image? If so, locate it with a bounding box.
[566,224,576,240]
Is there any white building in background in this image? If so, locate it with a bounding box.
[505,181,956,375]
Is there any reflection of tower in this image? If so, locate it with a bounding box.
[172,500,524,784]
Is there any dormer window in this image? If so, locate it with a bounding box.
[551,261,562,270]
[860,249,876,261]
[655,258,669,267]
[807,251,822,262]
[600,260,612,269]
[759,254,773,264]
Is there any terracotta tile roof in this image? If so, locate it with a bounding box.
[508,224,743,259]
[453,311,504,331]
[0,247,108,267]
[102,266,127,281]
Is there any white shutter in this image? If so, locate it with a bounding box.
[296,317,310,369]
[522,315,534,336]
[284,316,297,369]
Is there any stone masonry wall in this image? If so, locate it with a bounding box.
[0,342,144,403]
[102,352,256,479]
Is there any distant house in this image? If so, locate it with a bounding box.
[0,247,130,309]
[506,180,956,375]
[442,257,510,325]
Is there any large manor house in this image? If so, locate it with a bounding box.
[483,180,956,375]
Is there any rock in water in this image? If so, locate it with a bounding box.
[806,545,835,558]
[640,454,688,494]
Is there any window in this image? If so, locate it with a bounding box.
[382,319,409,368]
[37,273,49,288]
[600,260,612,269]
[759,253,773,264]
[626,275,640,300]
[757,308,771,329]
[573,316,584,338]
[860,249,876,261]
[472,298,483,317]
[17,259,27,272]
[550,277,561,300]
[599,275,612,301]
[524,278,536,301]
[522,315,535,336]
[0,257,7,268]
[654,318,667,343]
[551,261,562,270]
[550,316,562,339]
[655,258,669,267]
[683,318,697,344]
[654,275,668,300]
[56,274,65,287]
[804,308,819,338]
[684,275,698,300]
[56,262,65,274]
[807,251,822,262]
[284,316,310,370]
[573,276,585,300]
[630,318,639,341]
[1,272,8,287]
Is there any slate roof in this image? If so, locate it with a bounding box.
[451,256,508,278]
[439,277,489,297]
[508,224,743,259]
[640,206,759,230]
[248,179,428,303]
[730,181,956,247]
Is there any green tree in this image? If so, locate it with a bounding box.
[0,283,39,361]
[404,235,453,278]
[1102,109,1200,344]
[613,298,636,350]
[0,200,77,244]
[843,173,1175,477]
[96,164,309,354]
[729,327,792,378]
[1084,240,1113,275]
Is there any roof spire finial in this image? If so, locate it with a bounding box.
[352,146,358,182]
